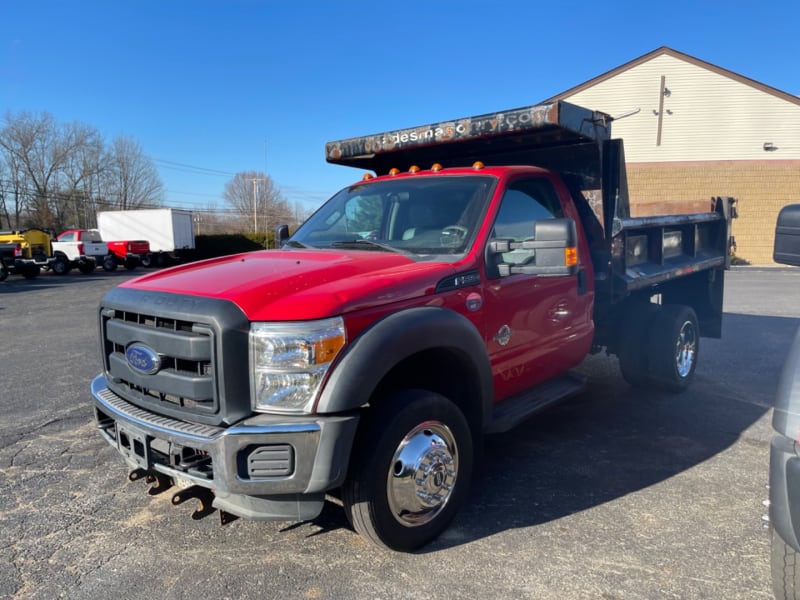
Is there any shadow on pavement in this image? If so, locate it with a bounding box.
[308,311,796,552]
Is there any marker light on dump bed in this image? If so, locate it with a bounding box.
[389,168,400,176]
[431,163,442,172]
[362,173,374,181]
[473,161,485,170]
[409,165,420,173]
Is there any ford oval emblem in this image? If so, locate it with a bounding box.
[125,343,162,375]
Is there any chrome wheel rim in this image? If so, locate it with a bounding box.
[675,320,697,378]
[387,421,458,528]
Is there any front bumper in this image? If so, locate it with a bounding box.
[770,433,800,551]
[91,374,359,520]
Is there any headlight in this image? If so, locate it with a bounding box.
[250,317,346,414]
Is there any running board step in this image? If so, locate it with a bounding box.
[487,371,587,434]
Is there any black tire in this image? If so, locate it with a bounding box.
[140,254,153,268]
[0,263,8,281]
[342,390,473,551]
[156,253,171,268]
[102,256,117,272]
[51,256,71,276]
[772,527,800,599]
[22,265,40,279]
[123,257,138,270]
[647,304,699,393]
[78,261,95,274]
[617,302,660,387]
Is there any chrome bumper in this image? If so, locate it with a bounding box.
[91,375,359,519]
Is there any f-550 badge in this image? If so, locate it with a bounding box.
[125,343,162,375]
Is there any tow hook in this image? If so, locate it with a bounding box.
[128,469,238,525]
[171,486,239,525]
[172,485,215,520]
[128,468,172,495]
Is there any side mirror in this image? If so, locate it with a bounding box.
[774,204,800,266]
[275,224,290,248]
[489,218,579,277]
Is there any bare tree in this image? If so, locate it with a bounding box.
[223,171,289,239]
[0,146,29,228]
[0,111,59,227]
[56,122,106,229]
[0,111,114,230]
[103,135,164,211]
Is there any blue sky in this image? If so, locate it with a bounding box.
[2,0,798,213]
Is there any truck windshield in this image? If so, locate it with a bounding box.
[289,175,495,259]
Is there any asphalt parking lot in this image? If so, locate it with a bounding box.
[1,266,798,599]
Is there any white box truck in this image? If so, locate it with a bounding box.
[97,208,195,267]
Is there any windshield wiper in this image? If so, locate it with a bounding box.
[285,240,311,248]
[329,239,410,255]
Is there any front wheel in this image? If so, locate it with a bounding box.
[342,390,473,551]
[648,305,699,393]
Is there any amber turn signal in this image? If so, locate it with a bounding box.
[565,247,578,267]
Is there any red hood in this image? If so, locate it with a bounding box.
[122,249,455,320]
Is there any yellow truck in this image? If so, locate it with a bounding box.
[0,229,58,279]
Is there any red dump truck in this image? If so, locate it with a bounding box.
[90,101,736,551]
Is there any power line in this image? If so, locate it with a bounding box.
[150,157,236,177]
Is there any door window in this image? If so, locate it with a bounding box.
[492,178,563,266]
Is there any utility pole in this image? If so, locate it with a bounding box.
[249,178,265,234]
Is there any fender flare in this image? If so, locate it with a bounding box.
[316,306,494,428]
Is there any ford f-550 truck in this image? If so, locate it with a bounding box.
[91,101,736,551]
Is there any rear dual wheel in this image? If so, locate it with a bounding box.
[343,390,473,551]
[649,305,699,392]
[618,303,699,393]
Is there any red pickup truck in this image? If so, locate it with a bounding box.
[90,101,736,550]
